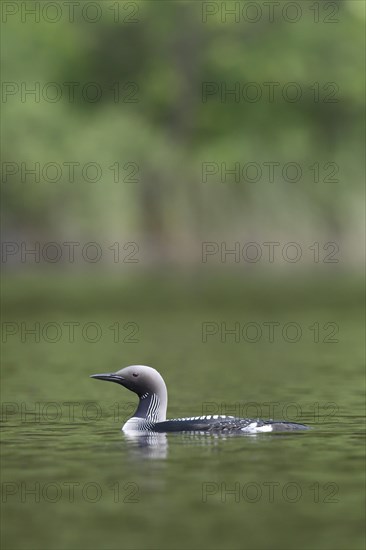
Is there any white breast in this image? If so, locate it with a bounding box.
[122,417,151,434]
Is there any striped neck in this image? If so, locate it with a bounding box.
[134,392,166,423]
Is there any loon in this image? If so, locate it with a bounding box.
[90,365,309,434]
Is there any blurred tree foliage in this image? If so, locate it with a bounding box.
[1,0,364,266]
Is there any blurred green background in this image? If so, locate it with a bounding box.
[1,2,365,550]
[1,0,364,266]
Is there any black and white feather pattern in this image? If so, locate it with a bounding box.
[152,415,308,433]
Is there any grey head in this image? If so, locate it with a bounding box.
[90,365,168,422]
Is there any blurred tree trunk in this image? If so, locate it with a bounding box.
[140,3,203,266]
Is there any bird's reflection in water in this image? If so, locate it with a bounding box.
[123,433,169,460]
[122,430,269,460]
[123,432,225,460]
[123,429,293,460]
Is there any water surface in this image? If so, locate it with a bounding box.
[2,278,365,550]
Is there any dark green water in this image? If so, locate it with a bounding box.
[1,277,365,550]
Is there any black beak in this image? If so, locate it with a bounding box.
[90,373,125,384]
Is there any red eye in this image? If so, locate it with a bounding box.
[132,373,138,377]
